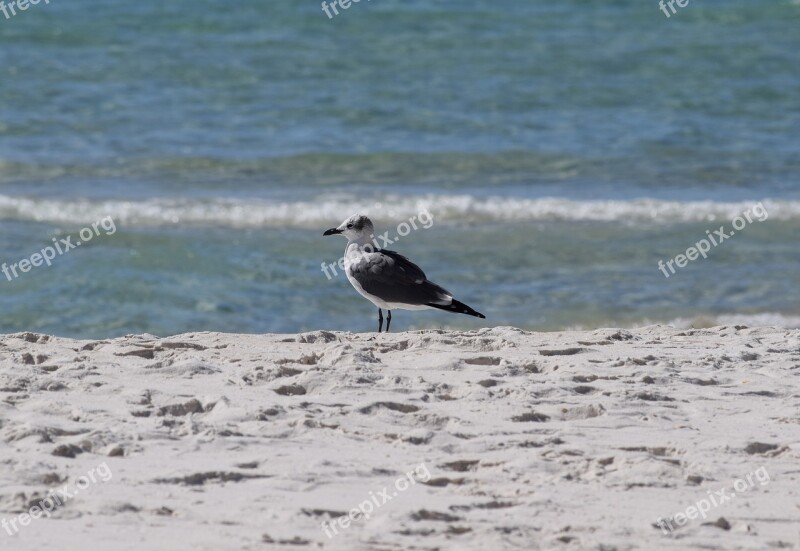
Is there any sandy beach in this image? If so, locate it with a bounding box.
[1,325,798,550]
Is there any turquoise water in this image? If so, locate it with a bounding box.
[0,0,798,337]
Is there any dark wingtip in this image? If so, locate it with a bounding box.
[428,300,486,319]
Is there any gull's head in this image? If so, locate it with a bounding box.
[323,214,374,242]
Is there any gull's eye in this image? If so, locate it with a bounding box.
[347,224,353,229]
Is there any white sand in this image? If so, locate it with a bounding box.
[1,326,798,550]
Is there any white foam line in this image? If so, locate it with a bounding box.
[1,194,799,228]
[664,313,800,330]
[566,313,800,331]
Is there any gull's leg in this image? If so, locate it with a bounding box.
[386,310,392,332]
[377,308,383,333]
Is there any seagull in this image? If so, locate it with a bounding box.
[323,214,485,332]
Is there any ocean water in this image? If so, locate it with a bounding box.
[0,0,798,338]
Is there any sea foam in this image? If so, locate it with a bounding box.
[1,194,799,228]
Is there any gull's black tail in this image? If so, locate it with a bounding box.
[427,299,485,319]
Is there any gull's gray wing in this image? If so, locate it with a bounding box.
[350,249,452,306]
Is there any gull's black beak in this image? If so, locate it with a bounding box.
[323,228,342,236]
